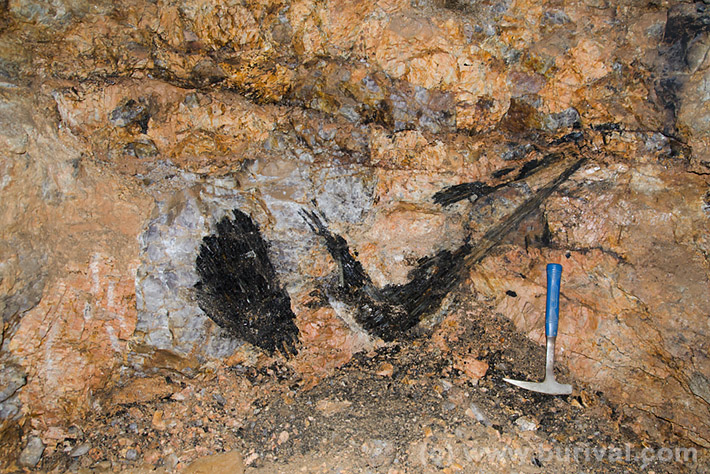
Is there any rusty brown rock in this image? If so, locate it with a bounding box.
[376,362,395,377]
[109,377,178,407]
[9,254,140,428]
[0,88,150,435]
[453,354,489,383]
[0,0,709,455]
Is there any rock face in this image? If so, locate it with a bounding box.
[0,88,151,436]
[0,0,708,458]
[472,159,710,445]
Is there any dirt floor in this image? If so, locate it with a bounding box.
[5,294,708,473]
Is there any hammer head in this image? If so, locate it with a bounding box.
[503,376,572,395]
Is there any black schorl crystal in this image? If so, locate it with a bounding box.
[300,209,470,341]
[302,157,585,342]
[195,210,299,355]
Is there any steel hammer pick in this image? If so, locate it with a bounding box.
[504,263,572,395]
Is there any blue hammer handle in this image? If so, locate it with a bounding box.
[545,264,563,337]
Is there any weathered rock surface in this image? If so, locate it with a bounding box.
[0,0,708,467]
[472,157,710,446]
[0,89,151,436]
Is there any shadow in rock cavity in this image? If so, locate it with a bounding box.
[195,209,299,355]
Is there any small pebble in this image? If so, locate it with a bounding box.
[152,410,166,430]
[18,436,44,467]
[125,448,139,461]
[244,452,259,465]
[70,442,91,457]
[94,461,111,470]
[375,362,394,377]
[515,416,539,431]
[164,453,179,470]
[144,449,161,465]
[465,403,491,426]
[361,439,394,467]
[67,425,83,438]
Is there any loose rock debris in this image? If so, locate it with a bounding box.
[19,296,706,473]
